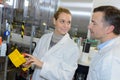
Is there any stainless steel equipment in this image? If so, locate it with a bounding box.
[0,0,59,54]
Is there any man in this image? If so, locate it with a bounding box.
[87,6,120,80]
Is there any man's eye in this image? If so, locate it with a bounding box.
[91,20,96,25]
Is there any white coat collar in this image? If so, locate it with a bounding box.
[98,36,120,55]
[50,32,70,44]
[58,33,70,44]
[42,33,71,59]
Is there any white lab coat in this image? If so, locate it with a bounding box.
[32,32,80,80]
[87,36,120,80]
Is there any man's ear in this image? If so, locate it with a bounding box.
[106,25,115,34]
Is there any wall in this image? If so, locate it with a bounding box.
[93,0,120,9]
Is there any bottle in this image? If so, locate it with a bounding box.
[80,42,91,65]
[0,41,7,56]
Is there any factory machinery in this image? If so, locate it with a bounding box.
[0,0,59,54]
[0,0,93,80]
[0,0,59,80]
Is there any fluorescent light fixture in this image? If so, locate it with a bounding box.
[71,11,91,16]
[24,0,29,7]
[60,2,93,8]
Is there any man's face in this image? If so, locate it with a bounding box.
[88,12,109,42]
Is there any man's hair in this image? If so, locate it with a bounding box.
[94,6,120,35]
[54,7,71,20]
